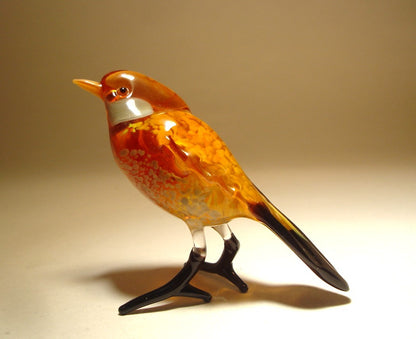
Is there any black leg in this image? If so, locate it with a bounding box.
[118,250,211,315]
[201,234,248,293]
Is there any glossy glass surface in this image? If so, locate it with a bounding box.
[109,109,262,228]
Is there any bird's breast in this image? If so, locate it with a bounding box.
[109,118,223,224]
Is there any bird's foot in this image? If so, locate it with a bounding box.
[119,250,211,315]
[201,261,248,293]
[118,283,211,315]
[201,234,248,293]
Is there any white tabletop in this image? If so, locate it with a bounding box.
[1,163,414,338]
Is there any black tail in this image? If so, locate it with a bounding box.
[249,202,349,292]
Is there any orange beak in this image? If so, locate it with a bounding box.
[72,79,102,99]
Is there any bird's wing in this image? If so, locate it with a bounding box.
[157,110,260,203]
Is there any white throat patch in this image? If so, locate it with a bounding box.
[106,98,154,126]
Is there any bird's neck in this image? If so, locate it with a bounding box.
[106,97,154,126]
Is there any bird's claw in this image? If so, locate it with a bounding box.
[201,261,248,293]
[118,283,211,315]
[118,250,210,315]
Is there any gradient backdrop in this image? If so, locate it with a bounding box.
[1,1,415,338]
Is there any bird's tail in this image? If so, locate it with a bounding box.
[248,195,349,291]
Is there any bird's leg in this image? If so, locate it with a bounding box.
[201,224,248,293]
[118,229,211,315]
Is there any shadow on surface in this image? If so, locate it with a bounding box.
[93,265,350,314]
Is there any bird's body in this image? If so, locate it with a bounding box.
[110,109,260,228]
[73,70,348,315]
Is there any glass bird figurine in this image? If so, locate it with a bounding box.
[73,71,348,315]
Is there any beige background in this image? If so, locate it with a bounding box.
[1,0,415,173]
[1,1,415,338]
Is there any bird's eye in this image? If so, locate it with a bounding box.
[117,87,129,97]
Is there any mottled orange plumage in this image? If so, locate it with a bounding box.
[110,109,261,228]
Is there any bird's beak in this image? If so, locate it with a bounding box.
[72,79,102,99]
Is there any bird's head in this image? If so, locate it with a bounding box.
[73,70,189,126]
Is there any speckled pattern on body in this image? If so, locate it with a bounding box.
[110,110,262,228]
